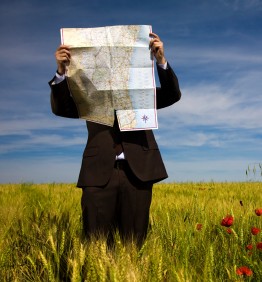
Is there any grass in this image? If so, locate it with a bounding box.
[0,182,261,281]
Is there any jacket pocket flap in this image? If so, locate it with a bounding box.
[83,147,98,157]
[142,144,159,150]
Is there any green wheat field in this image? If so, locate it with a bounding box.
[0,182,261,281]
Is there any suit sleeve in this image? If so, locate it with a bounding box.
[156,63,182,109]
[49,77,79,118]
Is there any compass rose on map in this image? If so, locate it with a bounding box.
[141,114,149,123]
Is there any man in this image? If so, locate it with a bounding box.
[49,32,181,246]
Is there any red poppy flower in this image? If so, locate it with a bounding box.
[257,242,262,250]
[196,223,203,231]
[236,266,253,277]
[221,215,234,227]
[255,208,262,216]
[246,244,253,251]
[226,228,232,234]
[251,227,261,235]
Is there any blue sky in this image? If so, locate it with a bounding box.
[0,0,261,183]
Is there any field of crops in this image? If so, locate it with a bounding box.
[0,182,261,281]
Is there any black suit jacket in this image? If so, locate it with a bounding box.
[49,64,181,187]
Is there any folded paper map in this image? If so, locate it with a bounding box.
[61,25,157,131]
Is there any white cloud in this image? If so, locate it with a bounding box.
[0,134,85,154]
[155,129,226,148]
[159,71,262,130]
[0,114,85,136]
[0,113,87,154]
[0,156,81,184]
[169,46,262,68]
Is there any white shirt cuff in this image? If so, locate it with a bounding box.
[157,61,167,70]
[53,72,65,84]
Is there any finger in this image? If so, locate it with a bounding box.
[57,44,71,50]
[151,42,163,53]
[151,40,162,47]
[56,51,71,63]
[55,49,71,61]
[57,47,71,55]
[149,32,160,40]
[58,50,71,59]
[149,38,162,49]
[58,55,70,64]
[56,45,71,55]
[57,54,69,61]
[149,39,158,49]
